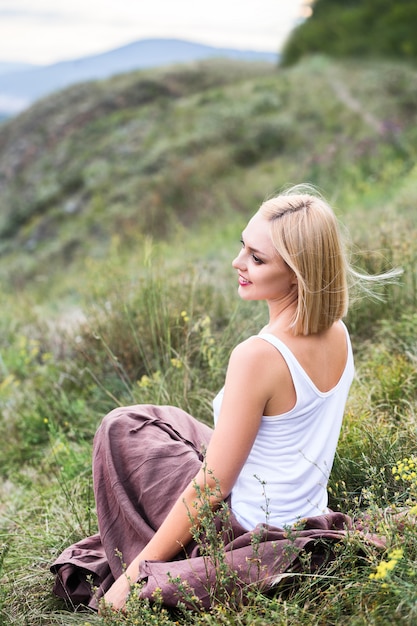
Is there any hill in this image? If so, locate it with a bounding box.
[1,56,417,626]
[0,56,416,291]
[0,38,277,116]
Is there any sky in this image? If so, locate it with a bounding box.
[0,0,312,66]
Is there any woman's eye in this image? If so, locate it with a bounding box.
[239,239,263,264]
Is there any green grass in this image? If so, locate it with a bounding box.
[1,56,417,624]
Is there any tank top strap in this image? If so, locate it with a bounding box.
[257,332,307,387]
[257,333,296,363]
[257,321,353,396]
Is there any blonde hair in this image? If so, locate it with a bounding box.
[259,187,349,335]
[259,185,401,336]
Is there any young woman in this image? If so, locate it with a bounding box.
[51,186,395,611]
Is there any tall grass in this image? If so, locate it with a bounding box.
[1,214,417,624]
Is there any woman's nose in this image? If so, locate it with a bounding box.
[232,249,244,269]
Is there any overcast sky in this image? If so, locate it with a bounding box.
[0,0,311,65]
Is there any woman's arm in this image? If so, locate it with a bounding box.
[101,477,214,611]
[102,337,279,611]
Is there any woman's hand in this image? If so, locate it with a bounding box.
[100,572,132,613]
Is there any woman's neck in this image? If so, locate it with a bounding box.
[266,293,298,332]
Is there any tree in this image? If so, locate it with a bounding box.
[281,0,417,65]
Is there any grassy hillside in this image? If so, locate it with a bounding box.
[0,56,417,625]
[1,56,416,291]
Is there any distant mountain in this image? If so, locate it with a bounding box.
[0,64,36,114]
[0,38,277,116]
[0,62,35,75]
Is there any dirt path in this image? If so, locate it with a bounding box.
[329,76,385,135]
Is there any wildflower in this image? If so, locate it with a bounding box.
[151,370,161,383]
[43,418,49,424]
[137,371,162,389]
[200,315,211,327]
[0,374,15,391]
[170,358,183,369]
[138,375,151,389]
[50,441,66,456]
[392,456,417,511]
[388,548,404,561]
[369,548,404,580]
[393,457,417,482]
[180,310,190,323]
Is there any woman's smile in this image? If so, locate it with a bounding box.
[238,274,252,286]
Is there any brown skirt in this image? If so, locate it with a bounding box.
[50,404,384,611]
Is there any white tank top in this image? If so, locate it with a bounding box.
[212,322,354,530]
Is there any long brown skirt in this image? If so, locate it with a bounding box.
[51,404,384,611]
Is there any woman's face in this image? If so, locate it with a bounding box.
[232,211,297,303]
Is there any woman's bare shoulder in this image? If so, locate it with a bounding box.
[231,334,286,359]
[228,335,290,380]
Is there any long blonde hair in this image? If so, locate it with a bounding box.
[259,186,401,335]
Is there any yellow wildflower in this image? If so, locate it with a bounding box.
[369,548,403,581]
[138,375,151,389]
[180,310,190,323]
